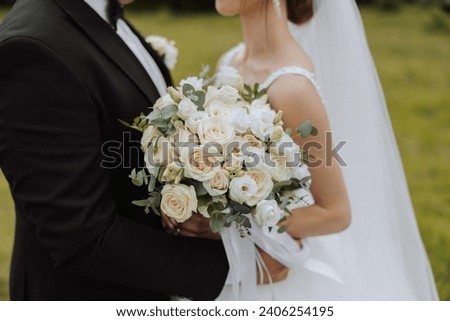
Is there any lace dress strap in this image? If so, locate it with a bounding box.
[260,66,324,103]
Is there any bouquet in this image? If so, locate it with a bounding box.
[124,67,317,237]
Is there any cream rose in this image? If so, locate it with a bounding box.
[229,175,258,204]
[180,146,221,182]
[197,117,235,146]
[161,184,198,223]
[185,111,209,134]
[206,100,234,118]
[245,169,274,206]
[204,84,240,106]
[177,97,198,120]
[253,200,284,227]
[266,154,295,182]
[203,168,231,196]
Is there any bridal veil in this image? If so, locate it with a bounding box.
[289,0,438,299]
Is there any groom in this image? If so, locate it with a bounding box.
[0,0,229,300]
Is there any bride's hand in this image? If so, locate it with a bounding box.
[256,239,301,284]
[256,247,289,284]
[161,211,221,240]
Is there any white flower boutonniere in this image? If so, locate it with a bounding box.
[145,35,178,70]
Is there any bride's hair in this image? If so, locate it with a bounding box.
[287,0,314,25]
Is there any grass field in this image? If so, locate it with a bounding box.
[0,5,449,300]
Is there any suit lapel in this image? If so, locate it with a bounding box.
[52,0,160,104]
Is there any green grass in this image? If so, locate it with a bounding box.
[0,6,449,300]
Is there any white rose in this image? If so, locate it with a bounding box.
[230,108,251,134]
[161,162,183,184]
[145,35,178,70]
[246,169,274,206]
[204,86,220,107]
[180,146,221,182]
[229,175,258,204]
[153,93,176,110]
[141,125,163,152]
[203,168,231,196]
[185,111,209,134]
[177,97,198,120]
[250,94,271,111]
[206,100,234,118]
[162,43,178,71]
[180,76,203,91]
[205,85,240,107]
[250,109,276,141]
[197,117,235,146]
[266,154,295,182]
[217,85,240,104]
[215,66,244,91]
[161,184,198,223]
[254,200,284,227]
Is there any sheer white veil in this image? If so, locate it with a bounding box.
[289,0,439,299]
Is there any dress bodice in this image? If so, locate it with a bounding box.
[218,43,324,101]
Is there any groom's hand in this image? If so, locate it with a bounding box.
[161,212,220,240]
[178,214,221,240]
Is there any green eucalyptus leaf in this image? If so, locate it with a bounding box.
[160,105,178,120]
[182,84,195,96]
[210,212,226,233]
[118,118,132,128]
[297,120,314,138]
[132,199,151,207]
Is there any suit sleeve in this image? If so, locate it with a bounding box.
[0,38,228,300]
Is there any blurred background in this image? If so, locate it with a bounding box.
[0,0,449,300]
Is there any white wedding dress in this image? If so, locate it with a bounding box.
[215,0,438,301]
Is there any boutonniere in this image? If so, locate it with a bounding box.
[145,35,178,70]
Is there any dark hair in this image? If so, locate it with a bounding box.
[287,0,314,25]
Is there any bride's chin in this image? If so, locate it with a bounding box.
[215,0,241,17]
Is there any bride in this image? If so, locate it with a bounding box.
[212,0,438,300]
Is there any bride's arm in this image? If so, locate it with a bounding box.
[268,75,352,240]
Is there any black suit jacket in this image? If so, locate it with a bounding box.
[0,0,228,300]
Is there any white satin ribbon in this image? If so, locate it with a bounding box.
[221,214,343,300]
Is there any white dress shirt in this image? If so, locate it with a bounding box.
[84,0,167,96]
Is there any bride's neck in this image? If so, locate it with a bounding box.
[239,3,293,63]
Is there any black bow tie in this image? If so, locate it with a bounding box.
[108,0,124,29]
